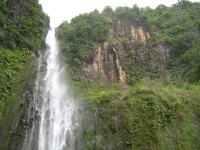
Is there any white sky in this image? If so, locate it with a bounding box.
[39,0,200,27]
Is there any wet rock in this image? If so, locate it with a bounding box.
[34,110,40,120]
[22,119,26,124]
[32,104,36,110]
[19,102,24,108]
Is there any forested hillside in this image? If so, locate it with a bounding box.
[0,0,200,149]
[0,0,49,148]
[57,1,200,149]
[57,1,200,83]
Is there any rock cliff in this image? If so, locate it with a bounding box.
[76,18,169,82]
[77,42,126,82]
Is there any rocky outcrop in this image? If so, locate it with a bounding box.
[77,18,169,82]
[111,19,150,44]
[154,44,170,74]
[131,26,150,44]
[77,42,126,82]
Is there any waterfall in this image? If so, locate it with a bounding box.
[37,29,80,150]
[21,1,84,149]
[22,22,83,150]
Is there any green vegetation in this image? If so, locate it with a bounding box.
[0,0,199,149]
[0,0,49,50]
[57,1,200,83]
[0,0,49,149]
[57,10,112,71]
[142,1,200,82]
[0,48,32,122]
[57,1,200,149]
[72,79,200,150]
[0,0,48,125]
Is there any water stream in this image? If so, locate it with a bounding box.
[22,18,83,150]
[38,29,80,150]
[24,30,83,150]
[20,0,84,149]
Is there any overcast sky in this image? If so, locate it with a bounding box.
[39,0,200,27]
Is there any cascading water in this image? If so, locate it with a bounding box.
[21,1,84,149]
[23,29,83,150]
[38,29,80,150]
[22,17,83,150]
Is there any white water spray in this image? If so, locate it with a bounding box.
[37,29,80,150]
[21,1,83,149]
[36,0,84,148]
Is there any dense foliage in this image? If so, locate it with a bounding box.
[72,79,200,150]
[0,1,48,149]
[0,48,32,122]
[0,0,49,125]
[0,0,49,50]
[57,1,200,83]
[58,1,200,149]
[57,10,112,71]
[142,1,200,82]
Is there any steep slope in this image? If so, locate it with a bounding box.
[57,1,200,150]
[0,0,49,149]
[72,80,200,150]
[57,1,200,83]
